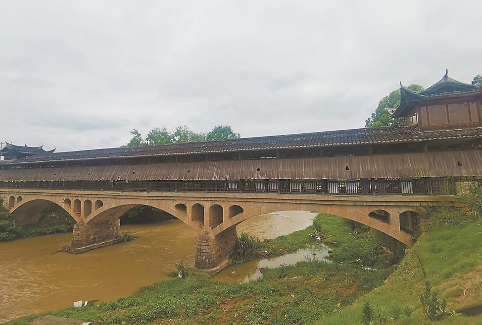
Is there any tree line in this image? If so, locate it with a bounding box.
[125,125,240,147]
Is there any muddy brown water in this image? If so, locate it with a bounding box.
[0,211,316,323]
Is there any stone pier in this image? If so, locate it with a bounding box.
[70,219,121,253]
[195,226,237,274]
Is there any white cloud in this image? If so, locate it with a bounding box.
[0,0,481,151]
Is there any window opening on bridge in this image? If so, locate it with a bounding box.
[73,199,81,217]
[83,200,92,217]
[192,203,204,227]
[209,204,223,229]
[457,161,462,167]
[229,205,243,218]
[63,198,71,210]
[94,200,103,210]
[399,211,420,234]
[8,196,15,209]
[368,209,390,223]
[345,166,349,171]
[17,196,22,203]
[174,203,187,218]
[256,168,261,172]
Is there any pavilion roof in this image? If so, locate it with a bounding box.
[392,70,482,117]
[0,142,55,155]
[2,125,482,165]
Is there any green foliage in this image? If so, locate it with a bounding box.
[230,232,261,263]
[365,84,423,128]
[175,261,188,278]
[361,301,373,325]
[125,125,240,147]
[472,74,482,86]
[424,183,482,231]
[206,125,240,141]
[125,129,145,147]
[420,281,446,320]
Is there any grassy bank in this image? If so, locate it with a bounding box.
[7,213,396,325]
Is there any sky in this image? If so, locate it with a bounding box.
[1,0,481,152]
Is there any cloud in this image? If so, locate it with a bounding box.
[0,0,481,151]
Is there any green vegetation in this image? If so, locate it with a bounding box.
[365,84,423,128]
[8,213,395,325]
[125,125,240,147]
[0,201,74,242]
[319,190,482,324]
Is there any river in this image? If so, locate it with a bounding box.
[0,211,316,323]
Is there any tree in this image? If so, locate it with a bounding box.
[365,84,424,128]
[145,127,172,146]
[171,126,206,143]
[124,125,240,147]
[206,125,240,141]
[361,301,373,325]
[125,129,145,147]
[472,74,482,86]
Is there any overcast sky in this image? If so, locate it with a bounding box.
[1,0,481,152]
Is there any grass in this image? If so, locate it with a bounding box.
[319,217,482,324]
[7,213,396,325]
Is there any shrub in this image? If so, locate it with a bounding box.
[230,232,261,263]
[420,281,446,320]
[361,301,373,325]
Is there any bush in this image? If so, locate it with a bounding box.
[361,301,373,325]
[420,281,446,320]
[230,233,261,263]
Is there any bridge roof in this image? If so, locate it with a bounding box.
[2,125,482,165]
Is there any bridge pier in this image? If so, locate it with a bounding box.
[70,219,121,253]
[195,226,237,274]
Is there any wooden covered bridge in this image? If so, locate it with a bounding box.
[1,72,482,272]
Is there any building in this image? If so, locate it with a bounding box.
[393,70,482,130]
[0,142,55,161]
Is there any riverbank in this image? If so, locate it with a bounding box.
[7,213,397,324]
[0,204,74,242]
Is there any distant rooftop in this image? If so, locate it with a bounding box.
[393,70,482,117]
[2,125,482,165]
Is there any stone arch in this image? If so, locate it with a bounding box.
[9,198,77,225]
[175,203,187,219]
[368,209,390,224]
[191,204,204,228]
[63,198,72,210]
[83,200,92,217]
[228,205,244,219]
[94,200,103,210]
[210,203,413,246]
[209,204,223,229]
[17,196,23,204]
[73,199,81,218]
[399,210,420,234]
[8,196,15,209]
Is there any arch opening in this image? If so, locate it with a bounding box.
[10,199,76,228]
[229,205,243,219]
[175,203,187,218]
[368,209,390,224]
[94,200,103,210]
[119,205,176,225]
[17,196,23,204]
[83,200,92,217]
[63,198,71,210]
[8,196,15,209]
[209,204,223,229]
[399,211,420,234]
[192,204,204,228]
[73,199,81,218]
